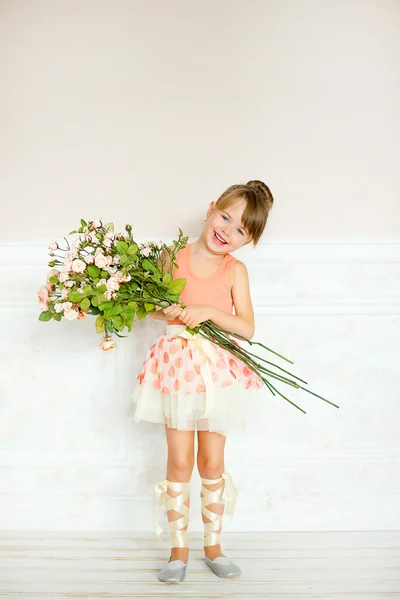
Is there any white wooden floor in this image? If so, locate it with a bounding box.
[0,531,399,599]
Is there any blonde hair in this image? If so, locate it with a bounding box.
[213,180,274,246]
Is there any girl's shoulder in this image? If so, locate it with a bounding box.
[231,258,249,285]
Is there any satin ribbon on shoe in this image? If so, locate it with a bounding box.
[166,324,219,416]
[153,479,170,537]
[153,479,190,547]
[221,471,238,516]
[201,469,238,516]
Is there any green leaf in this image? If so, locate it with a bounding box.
[68,291,85,302]
[95,285,107,293]
[98,300,114,311]
[49,276,58,284]
[166,293,180,303]
[53,313,62,321]
[100,270,109,279]
[127,243,138,255]
[116,241,129,254]
[113,315,124,331]
[88,265,101,278]
[103,222,114,232]
[95,315,105,333]
[136,306,147,320]
[104,319,114,333]
[88,307,100,315]
[162,273,172,284]
[83,286,93,294]
[111,304,123,316]
[80,297,90,310]
[80,219,87,227]
[119,253,129,265]
[142,258,162,279]
[39,311,53,322]
[167,277,186,294]
[91,296,99,307]
[144,302,154,311]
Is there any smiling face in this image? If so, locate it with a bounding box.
[202,198,252,255]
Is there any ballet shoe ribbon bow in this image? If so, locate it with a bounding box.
[165,324,219,416]
[153,479,170,537]
[221,471,238,516]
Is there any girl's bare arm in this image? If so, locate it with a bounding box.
[208,261,255,339]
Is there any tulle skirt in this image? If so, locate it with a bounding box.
[131,324,265,437]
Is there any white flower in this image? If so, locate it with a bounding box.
[48,240,59,251]
[69,242,79,257]
[59,272,69,283]
[55,302,64,313]
[113,255,120,265]
[38,286,49,310]
[65,251,74,262]
[104,290,113,300]
[103,237,113,248]
[65,280,75,287]
[106,277,120,292]
[61,288,69,300]
[94,220,102,228]
[46,268,59,283]
[96,278,107,287]
[64,308,79,321]
[94,254,108,269]
[108,266,118,275]
[99,336,116,351]
[105,232,115,240]
[72,259,86,273]
[140,246,152,257]
[115,270,131,283]
[155,241,164,249]
[62,302,73,311]
[84,254,94,264]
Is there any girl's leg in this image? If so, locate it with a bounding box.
[164,425,195,563]
[196,430,227,560]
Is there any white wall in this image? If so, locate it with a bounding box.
[0,0,399,239]
[0,0,399,532]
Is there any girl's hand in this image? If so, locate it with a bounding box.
[157,303,183,320]
[179,304,213,329]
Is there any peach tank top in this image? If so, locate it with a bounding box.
[167,242,237,326]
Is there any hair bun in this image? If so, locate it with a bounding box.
[246,179,274,210]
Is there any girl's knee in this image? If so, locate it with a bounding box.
[196,457,224,479]
[166,461,194,481]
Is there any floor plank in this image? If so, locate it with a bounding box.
[0,531,398,599]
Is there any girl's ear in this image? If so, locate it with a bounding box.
[206,201,215,220]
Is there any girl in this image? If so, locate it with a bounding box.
[131,180,274,583]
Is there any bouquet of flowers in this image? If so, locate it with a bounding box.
[38,219,338,413]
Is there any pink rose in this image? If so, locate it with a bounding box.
[94,254,108,269]
[71,259,86,273]
[64,308,79,321]
[99,336,116,351]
